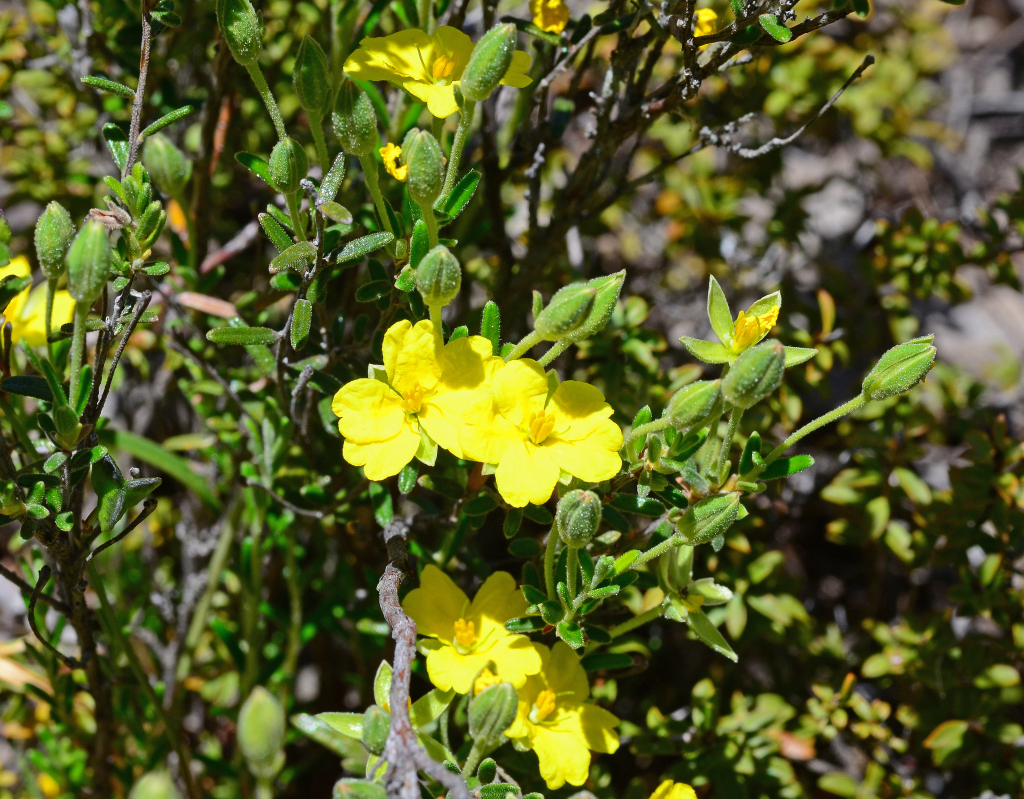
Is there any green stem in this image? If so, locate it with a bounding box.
[609,605,664,640]
[245,62,287,141]
[241,490,266,699]
[432,114,445,148]
[429,304,443,335]
[68,302,89,409]
[359,155,395,236]
[537,338,570,367]
[505,329,542,362]
[714,406,744,480]
[699,408,724,480]
[286,191,307,242]
[761,393,867,468]
[566,546,579,602]
[632,533,683,570]
[544,524,558,601]
[440,100,476,203]
[44,278,57,362]
[622,417,672,450]
[279,528,302,708]
[0,396,36,455]
[310,113,330,171]
[421,203,439,248]
[417,0,434,32]
[462,742,484,778]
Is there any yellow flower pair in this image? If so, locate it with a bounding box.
[0,256,75,347]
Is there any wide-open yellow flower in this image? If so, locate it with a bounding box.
[343,26,532,119]
[459,359,622,508]
[402,564,542,694]
[531,0,570,34]
[730,304,779,356]
[380,142,408,181]
[0,256,75,347]
[507,642,620,789]
[332,320,502,479]
[694,8,717,37]
[650,780,698,799]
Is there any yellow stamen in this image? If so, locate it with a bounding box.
[731,306,779,353]
[453,618,476,648]
[401,383,426,414]
[432,53,456,81]
[380,142,408,182]
[473,668,501,695]
[533,688,556,721]
[527,409,556,445]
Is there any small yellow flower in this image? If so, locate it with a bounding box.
[402,565,543,694]
[730,304,779,355]
[343,26,533,119]
[507,642,620,789]
[332,320,504,479]
[531,0,570,34]
[650,780,698,799]
[459,359,623,508]
[37,773,61,799]
[694,8,718,38]
[380,142,408,182]
[0,256,75,347]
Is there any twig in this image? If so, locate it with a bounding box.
[244,478,324,519]
[28,566,82,669]
[199,220,260,274]
[0,562,70,612]
[94,291,152,420]
[84,498,158,568]
[124,8,152,177]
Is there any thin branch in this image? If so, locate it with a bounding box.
[84,498,158,568]
[0,562,70,612]
[124,8,152,177]
[28,566,82,669]
[244,478,324,519]
[94,291,152,420]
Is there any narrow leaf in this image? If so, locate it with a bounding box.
[82,76,135,98]
[103,123,129,172]
[758,14,792,42]
[685,607,738,661]
[784,346,818,367]
[335,231,394,264]
[207,327,279,345]
[320,154,347,203]
[761,455,814,480]
[706,276,734,344]
[141,105,194,137]
[679,336,730,364]
[236,152,277,188]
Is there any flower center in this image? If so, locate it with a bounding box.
[432,53,456,82]
[453,618,476,649]
[730,307,779,353]
[473,668,501,695]
[527,409,556,445]
[401,383,427,414]
[530,689,556,723]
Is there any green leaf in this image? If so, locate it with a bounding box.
[142,262,170,276]
[974,664,1020,689]
[685,607,737,662]
[610,493,666,517]
[508,538,543,559]
[480,300,500,355]
[122,478,161,511]
[355,280,392,303]
[923,719,969,754]
[369,482,393,526]
[320,154,347,203]
[0,376,52,401]
[0,275,32,309]
[579,652,633,671]
[409,219,429,270]
[259,212,293,252]
[448,326,468,341]
[761,455,814,480]
[336,231,395,264]
[140,105,194,137]
[373,660,392,707]
[523,504,553,525]
[270,241,316,275]
[504,616,547,633]
[207,326,279,345]
[437,169,480,222]
[82,76,135,98]
[739,431,761,475]
[103,123,129,172]
[614,550,640,574]
[316,711,364,740]
[758,13,792,42]
[679,336,729,364]
[851,0,872,12]
[706,276,733,344]
[394,266,416,292]
[292,713,356,756]
[817,773,858,798]
[90,455,126,532]
[236,152,277,188]
[398,463,418,494]
[783,346,818,367]
[463,493,497,516]
[504,508,523,538]
[556,621,585,649]
[318,202,352,224]
[291,299,313,350]
[410,688,455,727]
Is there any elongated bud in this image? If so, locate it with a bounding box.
[34,202,75,281]
[461,23,517,102]
[333,78,379,156]
[721,341,784,409]
[129,772,182,799]
[415,245,461,307]
[237,686,285,767]
[216,0,262,66]
[861,336,936,400]
[142,134,191,199]
[660,543,693,592]
[534,284,596,341]
[688,577,733,606]
[360,704,390,756]
[402,129,445,208]
[468,682,518,746]
[293,35,330,117]
[269,137,309,194]
[66,220,111,305]
[556,489,602,548]
[672,493,741,546]
[666,379,721,429]
[569,270,625,341]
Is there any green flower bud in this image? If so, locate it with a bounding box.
[217,0,262,66]
[666,379,721,429]
[360,704,390,756]
[861,335,936,400]
[415,245,461,307]
[567,270,625,342]
[468,682,518,747]
[556,489,602,548]
[269,137,309,194]
[688,577,733,606]
[142,134,192,199]
[478,758,498,783]
[333,780,388,799]
[66,220,111,305]
[461,23,517,103]
[534,284,596,341]
[659,543,693,593]
[129,772,182,799]
[293,35,331,117]
[237,686,285,767]
[721,341,784,409]
[333,78,380,156]
[34,201,75,281]
[672,493,741,546]
[401,129,445,208]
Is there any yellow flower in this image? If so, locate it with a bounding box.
[730,304,779,355]
[506,642,620,789]
[459,359,622,508]
[332,320,503,480]
[694,8,718,37]
[380,142,408,181]
[650,780,698,799]
[531,0,570,34]
[343,26,533,119]
[0,256,75,347]
[402,564,542,694]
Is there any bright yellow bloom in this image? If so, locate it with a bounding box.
[694,8,718,37]
[343,26,533,119]
[459,359,622,508]
[402,565,542,694]
[531,0,570,34]
[332,320,503,479]
[473,667,502,695]
[730,304,779,355]
[380,142,408,181]
[650,780,698,799]
[0,256,75,347]
[507,642,620,789]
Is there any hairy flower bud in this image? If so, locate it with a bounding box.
[269,137,309,194]
[401,129,445,208]
[333,78,379,156]
[415,245,461,308]
[721,341,785,409]
[66,220,111,305]
[666,379,721,429]
[216,0,262,66]
[142,135,191,199]
[533,284,596,341]
[461,23,517,102]
[861,336,936,400]
[469,682,518,746]
[237,686,285,767]
[556,489,602,548]
[360,704,390,755]
[672,493,741,546]
[34,201,75,281]
[129,772,182,799]
[293,35,330,117]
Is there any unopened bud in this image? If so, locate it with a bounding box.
[415,245,461,307]
[567,270,625,342]
[129,772,182,799]
[360,704,390,756]
[34,202,75,281]
[142,135,191,199]
[216,0,262,66]
[333,78,380,156]
[66,220,111,305]
[293,35,331,117]
[461,24,517,103]
[534,284,596,341]
[556,489,602,548]
[402,129,445,208]
[721,341,784,409]
[672,493,741,546]
[861,336,936,400]
[237,686,285,767]
[666,380,721,429]
[269,137,309,194]
[468,682,518,746]
[659,543,693,592]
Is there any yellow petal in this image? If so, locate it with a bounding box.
[530,0,569,34]
[651,781,698,799]
[405,80,460,119]
[332,379,405,442]
[545,641,591,700]
[458,390,522,466]
[344,29,436,84]
[561,702,621,754]
[495,439,559,508]
[474,636,543,689]
[492,359,548,428]
[469,571,530,631]
[433,26,475,78]
[424,643,500,694]
[11,283,69,346]
[0,255,32,323]
[402,564,469,642]
[500,50,534,88]
[383,319,443,396]
[528,724,593,789]
[545,418,623,483]
[342,421,420,479]
[549,379,615,439]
